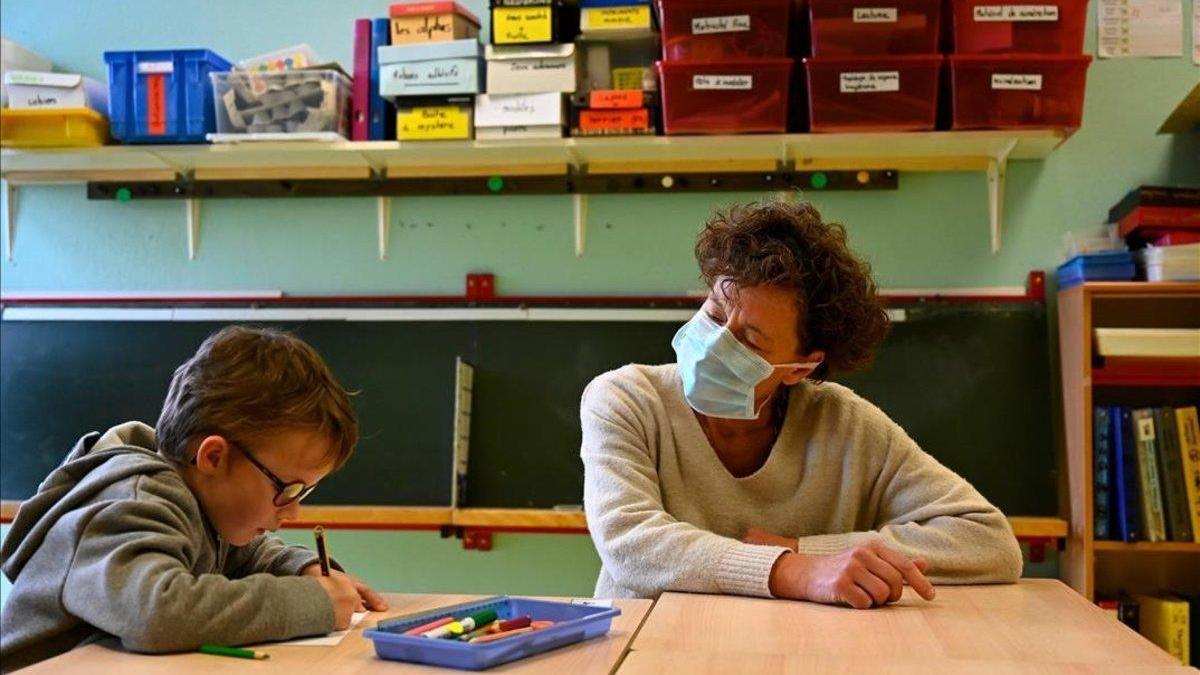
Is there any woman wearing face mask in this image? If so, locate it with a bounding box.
[580,197,1022,609]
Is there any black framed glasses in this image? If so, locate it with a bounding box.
[231,441,319,507]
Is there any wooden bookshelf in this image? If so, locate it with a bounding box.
[1059,282,1200,601]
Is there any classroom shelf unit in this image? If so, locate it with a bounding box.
[0,129,1069,260]
[1059,281,1200,601]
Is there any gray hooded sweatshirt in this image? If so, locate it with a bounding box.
[0,422,336,672]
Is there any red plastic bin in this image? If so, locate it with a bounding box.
[949,54,1090,129]
[804,55,942,132]
[809,0,941,56]
[950,0,1087,53]
[656,0,792,62]
[657,59,793,134]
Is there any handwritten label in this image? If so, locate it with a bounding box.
[973,5,1059,21]
[1135,416,1156,442]
[391,63,464,87]
[691,14,751,34]
[136,61,174,74]
[584,6,651,30]
[21,94,60,107]
[580,109,650,131]
[839,71,900,93]
[693,74,753,90]
[398,105,470,139]
[391,14,459,42]
[493,6,554,43]
[146,74,167,135]
[590,90,643,109]
[853,7,898,22]
[991,73,1042,90]
[611,67,647,90]
[505,59,570,73]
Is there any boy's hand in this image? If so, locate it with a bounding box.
[768,542,936,609]
[302,564,389,614]
[308,570,360,630]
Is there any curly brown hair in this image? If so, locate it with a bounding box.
[694,197,889,376]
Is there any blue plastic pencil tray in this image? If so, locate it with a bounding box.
[364,596,621,671]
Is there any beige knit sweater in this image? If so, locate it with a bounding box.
[581,363,1023,599]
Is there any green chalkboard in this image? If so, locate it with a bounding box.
[0,303,1055,514]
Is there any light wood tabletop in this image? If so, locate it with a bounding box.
[20,594,653,674]
[623,580,1188,674]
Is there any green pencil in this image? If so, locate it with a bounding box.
[199,644,269,660]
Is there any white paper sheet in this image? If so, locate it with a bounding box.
[1098,0,1184,58]
[258,611,370,647]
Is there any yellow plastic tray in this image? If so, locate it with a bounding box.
[0,107,110,148]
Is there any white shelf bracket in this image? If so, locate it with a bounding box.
[573,192,588,258]
[987,139,1019,255]
[377,196,391,260]
[3,179,16,261]
[185,198,200,260]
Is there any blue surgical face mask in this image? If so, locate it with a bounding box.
[671,310,821,420]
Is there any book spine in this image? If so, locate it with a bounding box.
[1132,409,1167,542]
[1176,406,1200,543]
[1093,406,1113,540]
[370,18,395,141]
[1114,408,1141,542]
[1154,407,1193,542]
[352,19,372,141]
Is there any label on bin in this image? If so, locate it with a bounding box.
[136,61,174,74]
[853,8,898,22]
[693,74,753,90]
[146,74,167,135]
[580,108,650,131]
[973,5,1059,21]
[839,71,900,93]
[590,90,644,109]
[493,6,554,43]
[692,14,751,34]
[398,105,471,139]
[583,6,651,30]
[991,73,1043,90]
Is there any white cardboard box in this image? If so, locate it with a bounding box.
[475,92,562,125]
[4,71,107,113]
[476,125,563,140]
[484,43,579,95]
[1,38,51,107]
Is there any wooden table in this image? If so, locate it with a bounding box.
[22,594,652,674]
[620,580,1188,674]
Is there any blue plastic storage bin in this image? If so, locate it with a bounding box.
[1056,251,1135,289]
[103,49,232,143]
[364,596,620,670]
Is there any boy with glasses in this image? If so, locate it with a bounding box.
[1,325,386,671]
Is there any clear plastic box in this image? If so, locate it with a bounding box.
[804,55,941,132]
[950,0,1087,54]
[210,69,352,136]
[656,0,792,61]
[809,0,942,56]
[949,54,1090,129]
[657,58,792,134]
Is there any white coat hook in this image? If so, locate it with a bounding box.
[185,198,200,260]
[573,192,588,258]
[3,179,16,261]
[378,196,391,260]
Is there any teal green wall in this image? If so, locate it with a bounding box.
[0,0,1193,603]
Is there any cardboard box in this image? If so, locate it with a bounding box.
[490,0,563,45]
[379,39,484,97]
[474,91,563,139]
[396,95,474,139]
[3,71,107,113]
[484,43,579,95]
[389,2,481,44]
[1,38,51,107]
[580,0,653,38]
